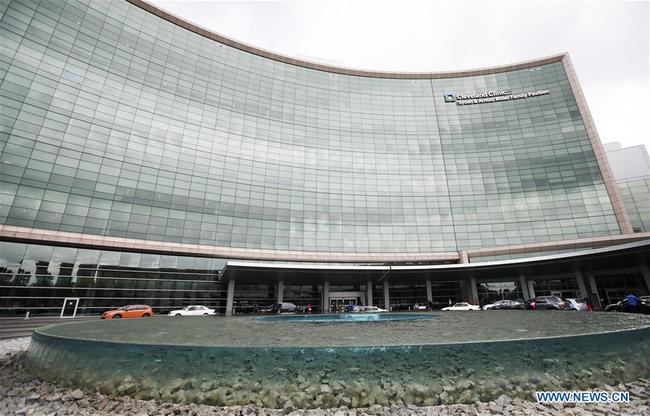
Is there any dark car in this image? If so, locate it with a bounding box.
[256,304,276,314]
[605,296,650,314]
[233,301,258,314]
[296,304,320,314]
[257,302,297,314]
[604,299,627,312]
[525,296,568,310]
[642,296,650,314]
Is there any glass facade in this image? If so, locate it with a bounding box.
[1,0,620,257]
[0,241,225,316]
[476,280,525,304]
[618,178,650,233]
[1,0,646,316]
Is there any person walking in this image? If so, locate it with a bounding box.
[626,293,639,313]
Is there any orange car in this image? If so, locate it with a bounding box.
[101,305,153,319]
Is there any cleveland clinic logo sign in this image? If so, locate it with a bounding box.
[443,89,550,106]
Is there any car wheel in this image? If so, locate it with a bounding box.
[142,313,150,317]
[175,314,182,316]
[203,313,208,316]
[113,314,121,319]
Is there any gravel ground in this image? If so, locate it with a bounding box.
[1,337,648,416]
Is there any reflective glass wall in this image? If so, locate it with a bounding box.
[618,178,650,233]
[0,0,620,257]
[0,241,226,316]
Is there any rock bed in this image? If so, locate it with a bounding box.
[2,337,650,416]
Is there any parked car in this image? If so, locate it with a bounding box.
[296,304,321,314]
[357,306,387,312]
[525,296,568,310]
[257,302,297,314]
[168,305,216,316]
[482,300,525,310]
[639,296,650,314]
[276,302,297,313]
[641,296,650,314]
[102,305,153,319]
[565,298,587,311]
[605,298,627,312]
[257,304,276,314]
[233,301,258,314]
[441,302,480,311]
[605,296,650,314]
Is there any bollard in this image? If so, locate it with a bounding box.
[25,311,30,320]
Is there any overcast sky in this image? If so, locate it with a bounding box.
[151,0,649,149]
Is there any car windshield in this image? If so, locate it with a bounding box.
[118,306,127,311]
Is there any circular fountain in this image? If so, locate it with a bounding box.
[25,312,650,408]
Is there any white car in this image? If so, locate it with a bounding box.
[441,302,480,311]
[566,298,588,311]
[358,306,387,312]
[168,305,216,316]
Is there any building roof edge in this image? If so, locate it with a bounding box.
[127,0,567,79]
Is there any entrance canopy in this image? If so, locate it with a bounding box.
[220,240,650,285]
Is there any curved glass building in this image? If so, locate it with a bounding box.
[1,0,649,316]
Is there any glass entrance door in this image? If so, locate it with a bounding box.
[330,297,359,312]
[604,288,626,306]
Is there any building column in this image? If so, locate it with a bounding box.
[641,263,650,294]
[574,269,589,298]
[383,280,390,311]
[366,280,373,306]
[277,280,284,303]
[459,250,469,264]
[425,279,433,303]
[322,281,330,313]
[225,279,235,316]
[587,275,602,309]
[468,277,479,305]
[527,280,536,299]
[519,274,531,300]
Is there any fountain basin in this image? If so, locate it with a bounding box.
[25,312,650,408]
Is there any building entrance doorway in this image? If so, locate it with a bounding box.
[594,274,647,308]
[604,288,627,306]
[329,297,358,312]
[328,291,365,312]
